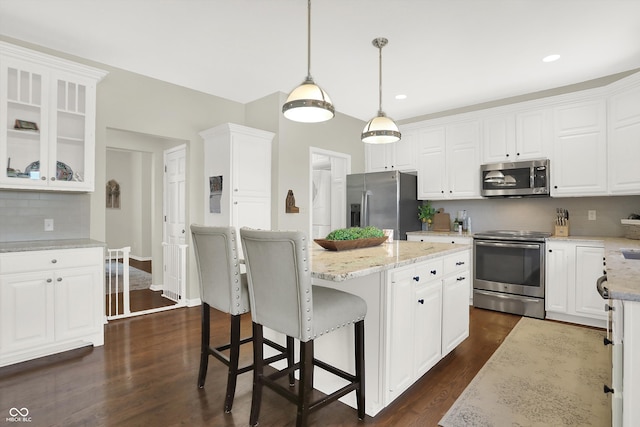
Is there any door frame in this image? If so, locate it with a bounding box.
[309,147,351,239]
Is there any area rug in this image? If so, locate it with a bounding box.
[439,317,610,427]
[105,263,152,292]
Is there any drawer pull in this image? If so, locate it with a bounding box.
[455,261,465,266]
[413,276,420,282]
[51,259,57,264]
[430,270,437,275]
[417,299,424,304]
[603,337,613,346]
[457,276,465,281]
[604,385,614,394]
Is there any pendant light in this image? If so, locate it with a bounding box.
[361,37,401,144]
[282,0,334,123]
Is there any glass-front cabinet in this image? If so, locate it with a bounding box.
[0,42,107,192]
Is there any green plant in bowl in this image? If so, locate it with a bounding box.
[325,226,385,241]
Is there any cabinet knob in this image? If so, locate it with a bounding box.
[57,277,62,282]
[417,299,424,304]
[234,189,239,192]
[605,304,614,312]
[441,190,444,194]
[554,185,558,189]
[46,278,52,283]
[516,152,520,156]
[506,153,509,157]
[51,177,56,181]
[603,337,613,346]
[430,270,437,275]
[449,190,452,193]
[604,385,614,394]
[234,202,238,205]
[51,259,57,264]
[456,276,465,281]
[41,176,46,181]
[549,249,552,253]
[456,261,465,265]
[413,276,420,282]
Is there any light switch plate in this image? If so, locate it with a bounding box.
[588,210,597,221]
[44,218,54,231]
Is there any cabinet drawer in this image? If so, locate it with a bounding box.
[414,259,444,283]
[0,248,102,274]
[444,250,470,275]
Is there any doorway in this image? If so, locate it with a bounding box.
[105,128,187,318]
[309,148,351,239]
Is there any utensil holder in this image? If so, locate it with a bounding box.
[554,221,569,237]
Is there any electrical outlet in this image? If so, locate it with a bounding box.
[44,218,54,231]
[588,210,597,221]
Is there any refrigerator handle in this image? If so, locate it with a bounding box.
[362,190,372,227]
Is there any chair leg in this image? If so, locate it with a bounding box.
[197,303,210,388]
[223,314,242,413]
[355,320,365,420]
[287,335,295,386]
[296,340,314,427]
[250,322,264,427]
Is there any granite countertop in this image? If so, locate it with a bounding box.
[406,230,473,238]
[0,239,107,253]
[310,240,469,282]
[549,235,640,302]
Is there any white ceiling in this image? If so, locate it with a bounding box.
[1,0,640,122]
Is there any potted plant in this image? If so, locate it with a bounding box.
[418,201,436,231]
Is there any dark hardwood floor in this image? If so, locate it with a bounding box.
[106,289,177,315]
[0,305,519,426]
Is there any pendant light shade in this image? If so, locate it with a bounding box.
[282,0,334,123]
[362,37,400,144]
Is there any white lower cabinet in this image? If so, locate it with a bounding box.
[545,240,606,327]
[406,233,473,303]
[386,259,443,402]
[386,249,470,404]
[609,298,640,426]
[442,251,471,356]
[0,247,104,367]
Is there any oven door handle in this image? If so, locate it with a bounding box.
[475,241,541,250]
[474,289,542,304]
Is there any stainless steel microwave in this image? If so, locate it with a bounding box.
[481,159,550,197]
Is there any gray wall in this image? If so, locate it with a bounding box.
[245,92,366,235]
[424,195,640,237]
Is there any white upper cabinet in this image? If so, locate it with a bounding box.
[417,126,446,199]
[608,76,640,195]
[365,129,417,173]
[200,123,274,244]
[417,120,481,200]
[482,108,551,163]
[551,99,608,197]
[0,42,107,192]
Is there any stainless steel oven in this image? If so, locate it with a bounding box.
[473,230,550,319]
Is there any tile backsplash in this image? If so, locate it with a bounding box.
[0,191,90,242]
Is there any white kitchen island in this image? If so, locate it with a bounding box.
[306,240,471,417]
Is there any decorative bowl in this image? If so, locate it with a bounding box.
[313,236,387,251]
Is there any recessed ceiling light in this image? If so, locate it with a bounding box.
[542,54,560,63]
[395,94,407,100]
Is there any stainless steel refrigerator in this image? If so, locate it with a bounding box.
[346,171,420,240]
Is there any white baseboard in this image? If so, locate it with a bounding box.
[149,284,162,292]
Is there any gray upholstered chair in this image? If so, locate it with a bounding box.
[239,227,367,427]
[190,225,293,413]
